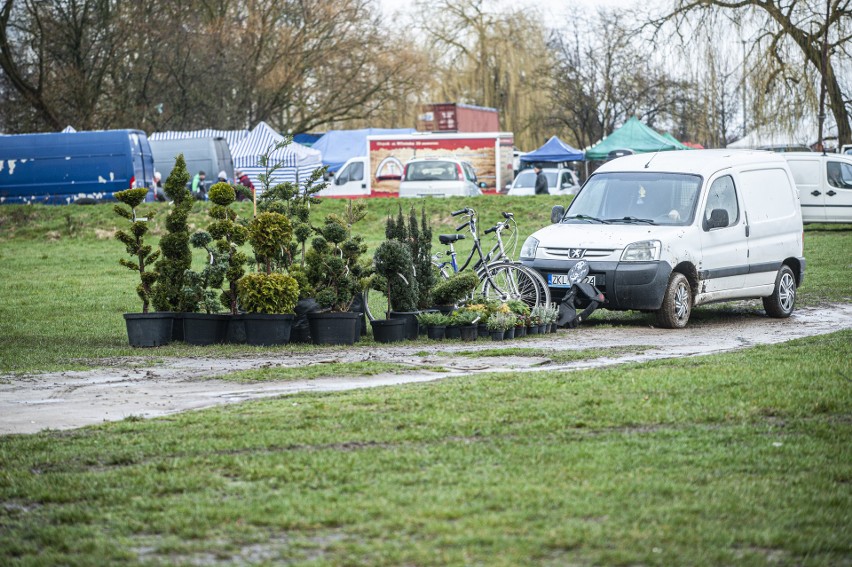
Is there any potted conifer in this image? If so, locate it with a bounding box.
[304,207,367,345]
[181,231,229,345]
[151,154,193,340]
[371,240,414,342]
[431,272,479,313]
[239,211,300,346]
[115,188,170,347]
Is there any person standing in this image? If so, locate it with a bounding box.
[534,164,548,195]
[151,171,166,202]
[191,170,207,200]
[235,168,255,202]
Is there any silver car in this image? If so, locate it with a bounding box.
[508,167,580,196]
[398,157,485,198]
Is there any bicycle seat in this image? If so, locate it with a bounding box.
[439,234,466,244]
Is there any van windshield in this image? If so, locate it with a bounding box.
[566,172,702,226]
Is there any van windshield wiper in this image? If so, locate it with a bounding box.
[564,214,610,224]
[606,216,656,225]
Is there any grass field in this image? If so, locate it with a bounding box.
[0,199,850,564]
[0,330,849,565]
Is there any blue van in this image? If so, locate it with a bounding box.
[0,129,155,204]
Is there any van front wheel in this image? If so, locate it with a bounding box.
[763,265,796,318]
[655,273,692,329]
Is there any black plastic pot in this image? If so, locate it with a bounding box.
[226,313,246,344]
[505,327,516,340]
[515,325,526,338]
[478,323,489,338]
[389,311,420,341]
[124,312,173,348]
[371,318,406,343]
[307,311,360,345]
[427,325,447,340]
[490,330,504,341]
[182,313,229,345]
[528,324,539,335]
[459,325,477,342]
[168,312,184,341]
[445,325,461,340]
[243,313,294,346]
[550,323,557,333]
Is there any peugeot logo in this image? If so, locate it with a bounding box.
[569,248,586,259]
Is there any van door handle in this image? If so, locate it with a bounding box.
[811,190,821,196]
[361,183,366,189]
[745,225,750,237]
[827,190,836,196]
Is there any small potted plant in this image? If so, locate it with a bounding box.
[114,187,170,347]
[240,211,300,346]
[431,271,480,313]
[529,305,547,335]
[417,312,450,341]
[506,299,530,338]
[485,311,514,341]
[371,240,416,343]
[547,305,559,332]
[449,308,480,342]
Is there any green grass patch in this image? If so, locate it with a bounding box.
[421,345,651,364]
[0,330,849,565]
[215,361,443,382]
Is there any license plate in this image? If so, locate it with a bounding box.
[548,273,597,287]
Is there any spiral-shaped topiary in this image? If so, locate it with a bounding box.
[248,212,293,275]
[152,153,193,312]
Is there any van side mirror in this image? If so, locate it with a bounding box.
[705,208,729,230]
[551,205,564,224]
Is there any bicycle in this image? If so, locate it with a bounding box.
[432,207,550,309]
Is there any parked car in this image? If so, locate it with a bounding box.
[508,167,580,196]
[520,150,805,328]
[782,152,852,223]
[398,157,485,198]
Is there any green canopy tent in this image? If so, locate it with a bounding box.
[585,117,688,160]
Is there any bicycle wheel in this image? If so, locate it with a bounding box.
[478,262,542,308]
[521,265,551,308]
[362,287,389,322]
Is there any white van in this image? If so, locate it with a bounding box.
[507,167,580,196]
[782,152,852,223]
[319,156,370,197]
[520,150,805,328]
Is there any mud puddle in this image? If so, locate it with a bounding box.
[2,304,850,435]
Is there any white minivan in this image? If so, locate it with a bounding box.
[520,150,805,328]
[782,152,852,223]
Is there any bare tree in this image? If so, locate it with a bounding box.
[649,0,852,145]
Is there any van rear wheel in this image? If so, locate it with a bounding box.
[763,265,796,318]
[655,273,692,329]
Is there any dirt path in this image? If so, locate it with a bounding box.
[2,304,851,435]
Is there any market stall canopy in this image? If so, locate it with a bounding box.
[727,117,836,150]
[230,122,323,190]
[313,128,416,172]
[585,117,688,160]
[520,135,584,163]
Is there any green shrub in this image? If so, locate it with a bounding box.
[373,239,418,315]
[385,204,435,308]
[506,299,531,316]
[152,153,193,312]
[182,231,226,314]
[237,272,299,314]
[486,311,515,331]
[431,272,479,306]
[449,309,480,326]
[113,188,159,313]
[205,182,249,314]
[416,312,450,327]
[248,212,293,274]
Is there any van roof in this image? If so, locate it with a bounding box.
[595,149,788,178]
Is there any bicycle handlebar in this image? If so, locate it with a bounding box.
[456,222,470,231]
[451,208,470,217]
[484,226,497,235]
[502,211,514,219]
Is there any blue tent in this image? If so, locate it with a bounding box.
[520,136,585,163]
[313,128,416,172]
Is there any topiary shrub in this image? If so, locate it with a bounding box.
[304,203,367,312]
[236,272,299,314]
[384,204,435,309]
[431,272,479,306]
[373,239,418,316]
[182,231,227,314]
[152,154,193,312]
[114,188,160,313]
[247,212,293,275]
[206,182,249,314]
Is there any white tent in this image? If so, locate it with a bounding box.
[61,125,76,133]
[230,121,323,190]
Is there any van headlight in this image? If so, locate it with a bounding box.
[520,236,539,259]
[620,240,661,262]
